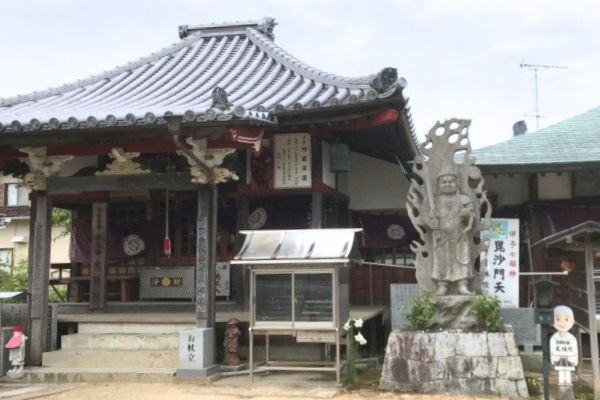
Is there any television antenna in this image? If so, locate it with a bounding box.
[520,63,567,130]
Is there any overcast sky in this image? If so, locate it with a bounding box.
[1,0,599,149]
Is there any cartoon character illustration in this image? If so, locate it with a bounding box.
[549,305,578,386]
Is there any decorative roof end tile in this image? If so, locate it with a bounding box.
[369,67,398,93]
[87,116,98,128]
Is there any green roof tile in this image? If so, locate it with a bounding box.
[471,106,600,166]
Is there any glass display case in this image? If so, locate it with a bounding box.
[253,269,339,329]
[231,228,360,383]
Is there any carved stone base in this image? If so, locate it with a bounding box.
[434,295,476,330]
[558,385,575,400]
[380,329,529,398]
[220,364,245,372]
[6,366,25,379]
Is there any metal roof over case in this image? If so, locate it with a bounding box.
[0,17,414,136]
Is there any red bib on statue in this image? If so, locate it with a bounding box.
[5,334,23,349]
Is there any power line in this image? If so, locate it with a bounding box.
[520,63,568,130]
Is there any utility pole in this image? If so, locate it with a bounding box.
[520,63,567,130]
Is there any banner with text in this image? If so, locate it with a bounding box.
[484,218,520,308]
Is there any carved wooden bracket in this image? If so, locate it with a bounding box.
[18,146,74,191]
[179,138,239,184]
[95,147,151,176]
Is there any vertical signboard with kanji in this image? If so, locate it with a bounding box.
[274,133,312,189]
[485,218,520,308]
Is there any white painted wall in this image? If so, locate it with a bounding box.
[346,152,409,210]
[0,174,71,268]
[483,174,530,206]
[538,173,572,200]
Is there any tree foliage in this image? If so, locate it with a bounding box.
[52,207,72,239]
[406,289,436,330]
[471,287,504,332]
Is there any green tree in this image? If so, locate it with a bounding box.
[0,259,28,303]
[52,207,72,240]
[0,259,66,303]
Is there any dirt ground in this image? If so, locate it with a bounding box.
[25,383,511,400]
[2,369,595,400]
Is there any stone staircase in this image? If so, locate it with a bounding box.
[26,321,189,383]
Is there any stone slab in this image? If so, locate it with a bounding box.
[499,308,541,346]
[42,349,178,368]
[1,327,12,377]
[176,328,219,378]
[25,367,175,384]
[390,284,419,330]
[380,330,529,398]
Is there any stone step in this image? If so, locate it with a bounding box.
[42,349,179,368]
[61,333,179,350]
[77,322,193,334]
[26,367,175,384]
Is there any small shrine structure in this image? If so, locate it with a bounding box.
[231,228,360,383]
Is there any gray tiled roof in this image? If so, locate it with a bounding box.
[471,105,600,168]
[0,17,408,134]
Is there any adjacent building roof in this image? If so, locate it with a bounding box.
[0,206,30,219]
[0,18,412,136]
[470,105,600,173]
[531,220,600,249]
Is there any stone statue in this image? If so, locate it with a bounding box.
[223,318,242,366]
[426,164,475,295]
[550,306,578,387]
[407,119,491,328]
[5,326,27,379]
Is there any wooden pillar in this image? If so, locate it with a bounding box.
[28,191,52,365]
[89,203,107,310]
[585,234,600,397]
[196,185,216,328]
[234,194,250,308]
[311,191,323,229]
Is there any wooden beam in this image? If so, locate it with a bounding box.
[235,195,250,309]
[332,109,399,132]
[195,185,216,328]
[28,191,52,365]
[311,191,323,229]
[47,172,197,194]
[89,203,107,310]
[585,233,600,397]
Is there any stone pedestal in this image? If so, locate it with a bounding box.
[434,295,476,330]
[379,328,529,398]
[1,327,13,377]
[558,386,575,400]
[176,328,220,380]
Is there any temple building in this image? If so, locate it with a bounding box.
[0,17,420,373]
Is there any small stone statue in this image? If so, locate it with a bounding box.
[223,318,242,366]
[550,306,578,387]
[5,326,27,379]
